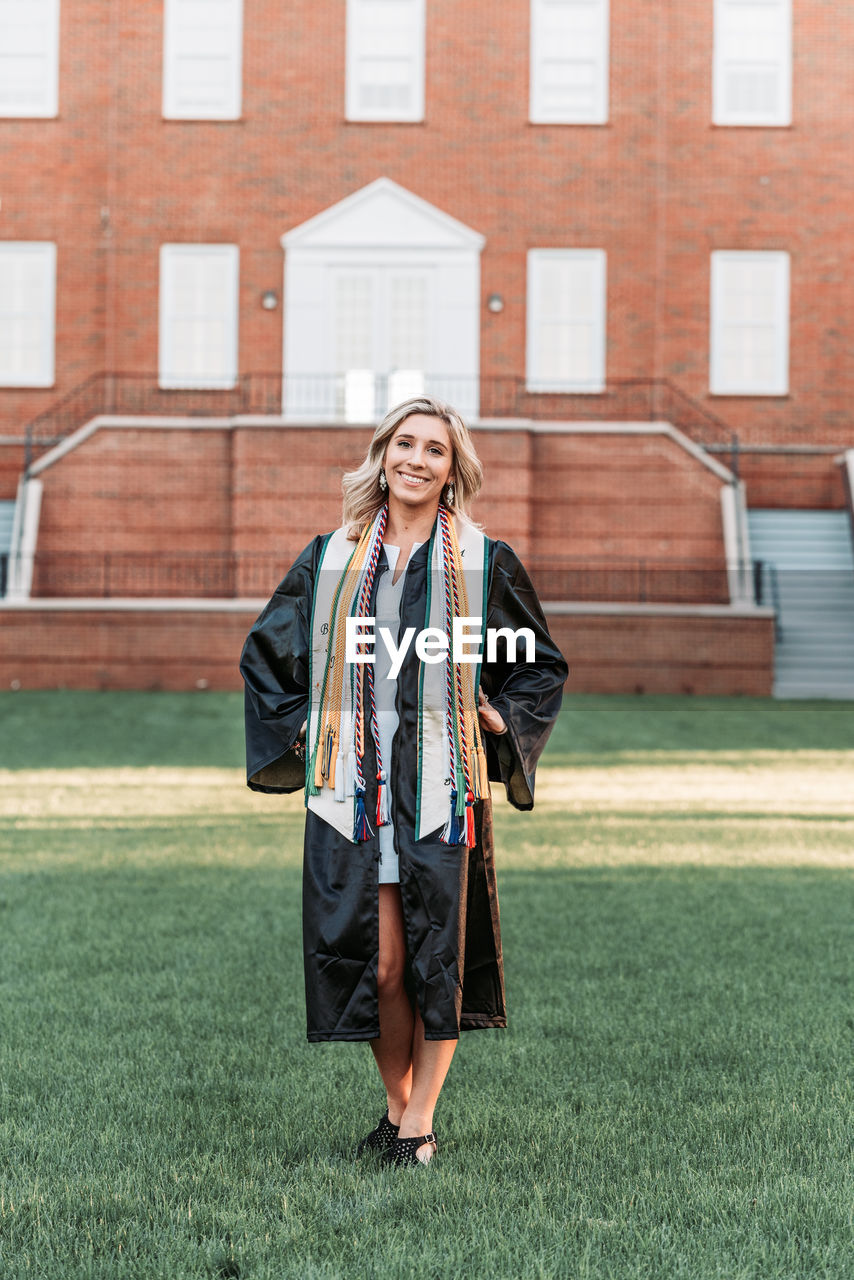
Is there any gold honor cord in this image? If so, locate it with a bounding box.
[312,520,375,792]
[445,515,488,801]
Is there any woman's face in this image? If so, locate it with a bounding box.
[382,414,454,515]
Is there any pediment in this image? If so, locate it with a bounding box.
[281,177,485,251]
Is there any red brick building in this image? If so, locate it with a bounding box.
[1,1,852,695]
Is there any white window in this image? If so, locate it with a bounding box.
[529,0,609,124]
[0,0,60,118]
[159,245,239,389]
[526,249,606,393]
[710,251,789,395]
[346,0,426,122]
[163,0,243,120]
[713,0,791,126]
[0,243,56,387]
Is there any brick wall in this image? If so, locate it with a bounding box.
[28,421,732,602]
[0,445,25,502]
[32,427,233,596]
[4,437,849,516]
[0,0,109,438]
[662,0,853,446]
[553,611,774,696]
[0,604,773,697]
[737,452,849,510]
[1,0,852,481]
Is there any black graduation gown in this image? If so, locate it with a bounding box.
[240,532,568,1042]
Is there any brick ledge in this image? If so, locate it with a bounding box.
[1,597,775,619]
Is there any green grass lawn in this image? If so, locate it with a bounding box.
[0,693,852,1279]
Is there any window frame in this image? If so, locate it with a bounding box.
[158,243,240,390]
[162,0,244,121]
[529,0,610,125]
[712,0,792,127]
[709,249,790,396]
[0,242,56,388]
[0,0,61,118]
[345,0,427,123]
[526,248,607,395]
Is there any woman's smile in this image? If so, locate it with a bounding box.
[384,413,454,510]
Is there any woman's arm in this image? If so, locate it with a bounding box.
[240,535,324,793]
[478,539,569,810]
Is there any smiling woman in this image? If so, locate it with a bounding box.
[240,395,568,1168]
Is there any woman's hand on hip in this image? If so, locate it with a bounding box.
[478,690,507,735]
[293,720,308,761]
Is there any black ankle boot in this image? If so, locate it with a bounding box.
[382,1131,437,1167]
[355,1109,400,1155]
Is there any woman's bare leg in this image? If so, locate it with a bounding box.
[371,884,458,1160]
[371,885,415,1124]
[398,1010,456,1158]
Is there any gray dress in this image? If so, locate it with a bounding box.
[374,540,423,884]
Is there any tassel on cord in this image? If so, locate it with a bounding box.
[441,788,460,845]
[469,742,481,800]
[303,714,320,798]
[376,769,391,826]
[475,746,488,800]
[464,788,476,847]
[346,749,356,798]
[321,725,335,783]
[312,725,328,790]
[455,765,467,818]
[353,784,374,842]
[306,740,321,797]
[334,753,345,801]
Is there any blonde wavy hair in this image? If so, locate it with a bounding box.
[341,396,484,540]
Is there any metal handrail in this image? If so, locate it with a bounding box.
[20,371,738,470]
[753,559,783,640]
[11,549,735,604]
[840,449,854,564]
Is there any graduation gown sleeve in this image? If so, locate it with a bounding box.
[479,539,569,810]
[239,535,325,794]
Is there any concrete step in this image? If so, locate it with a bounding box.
[748,509,854,698]
[779,622,854,634]
[778,614,854,627]
[777,624,854,636]
[774,685,854,700]
[0,500,15,554]
[774,661,854,675]
[748,510,854,571]
[775,632,854,649]
[777,591,854,605]
[776,649,854,663]
[775,651,854,664]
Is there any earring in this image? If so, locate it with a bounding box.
[445,481,455,505]
[379,469,388,491]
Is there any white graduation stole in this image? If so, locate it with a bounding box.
[306,514,488,842]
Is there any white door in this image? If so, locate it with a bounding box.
[331,264,433,420]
